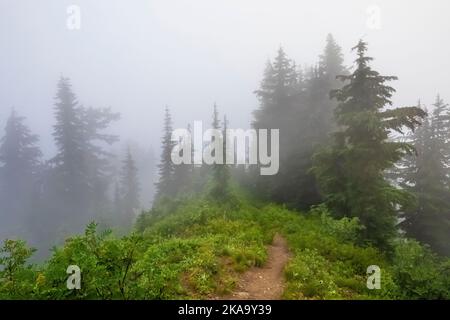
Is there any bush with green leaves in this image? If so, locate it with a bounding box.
[36,223,144,299]
[391,239,450,299]
[1,194,449,300]
[0,239,37,299]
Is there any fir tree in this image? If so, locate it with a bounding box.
[311,33,348,142]
[253,48,297,131]
[212,103,220,130]
[0,109,41,233]
[210,111,230,200]
[119,148,140,227]
[400,96,450,255]
[250,37,347,209]
[172,123,193,195]
[49,76,119,229]
[312,40,426,248]
[319,34,347,83]
[251,48,298,203]
[51,76,87,213]
[82,106,120,214]
[155,106,175,200]
[287,36,347,209]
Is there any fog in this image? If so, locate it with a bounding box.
[2,0,449,153]
[1,0,449,257]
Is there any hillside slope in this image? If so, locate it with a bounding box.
[1,196,449,299]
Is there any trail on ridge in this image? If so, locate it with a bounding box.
[220,234,291,300]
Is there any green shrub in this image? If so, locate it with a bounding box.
[311,204,364,243]
[284,249,341,299]
[2,194,449,300]
[391,239,450,299]
[0,239,37,299]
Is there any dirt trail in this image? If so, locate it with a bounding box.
[221,234,291,300]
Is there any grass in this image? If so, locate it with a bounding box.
[133,198,394,299]
[2,193,449,299]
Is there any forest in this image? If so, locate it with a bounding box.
[1,31,449,300]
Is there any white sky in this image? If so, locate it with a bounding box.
[1,0,449,156]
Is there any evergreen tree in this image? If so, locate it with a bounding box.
[210,111,230,200]
[82,106,120,214]
[400,96,450,255]
[51,76,87,216]
[288,36,347,209]
[119,148,140,227]
[48,76,119,230]
[250,36,347,209]
[251,48,299,203]
[220,114,231,188]
[311,33,348,142]
[172,123,193,195]
[0,110,41,234]
[312,40,426,248]
[212,103,220,130]
[319,34,347,84]
[252,48,297,131]
[155,106,175,200]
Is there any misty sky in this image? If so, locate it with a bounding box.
[1,0,449,156]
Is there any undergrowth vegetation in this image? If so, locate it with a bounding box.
[1,194,449,299]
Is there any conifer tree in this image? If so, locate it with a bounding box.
[400,96,450,255]
[311,33,348,142]
[312,40,426,248]
[155,106,175,200]
[172,123,193,195]
[51,76,87,213]
[0,110,41,233]
[210,111,230,200]
[212,103,220,130]
[220,114,231,187]
[49,76,119,229]
[287,35,347,209]
[251,48,298,202]
[253,48,297,131]
[250,37,347,209]
[319,34,347,83]
[119,148,140,226]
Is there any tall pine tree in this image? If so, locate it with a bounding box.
[0,110,41,235]
[82,106,120,214]
[253,48,297,131]
[155,106,175,200]
[251,47,298,203]
[51,76,87,215]
[48,76,119,231]
[400,96,450,255]
[286,34,347,208]
[310,33,348,143]
[119,148,140,228]
[250,36,347,209]
[312,40,426,248]
[210,106,230,200]
[172,123,193,195]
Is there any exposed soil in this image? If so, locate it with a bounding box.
[219,234,291,300]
